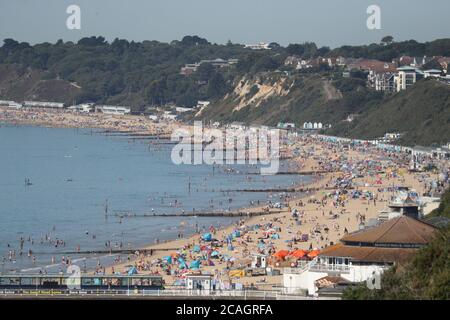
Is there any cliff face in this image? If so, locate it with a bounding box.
[231,75,292,111]
[0,64,81,104]
[196,72,349,126]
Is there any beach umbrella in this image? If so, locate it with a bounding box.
[307,250,320,259]
[289,249,309,259]
[163,256,173,264]
[193,245,201,253]
[272,250,289,261]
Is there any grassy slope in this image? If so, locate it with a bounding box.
[0,64,81,104]
[328,79,450,146]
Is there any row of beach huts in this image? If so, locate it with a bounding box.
[0,100,131,115]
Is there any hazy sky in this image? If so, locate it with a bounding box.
[1,0,449,47]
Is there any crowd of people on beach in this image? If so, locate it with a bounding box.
[1,109,449,290]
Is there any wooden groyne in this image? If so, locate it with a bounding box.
[221,186,337,193]
[245,170,332,176]
[98,130,172,139]
[33,248,178,256]
[109,209,284,219]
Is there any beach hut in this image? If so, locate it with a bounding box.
[251,254,268,268]
[186,274,213,293]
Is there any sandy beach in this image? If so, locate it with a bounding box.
[96,135,442,289]
[0,107,179,137]
[1,107,446,290]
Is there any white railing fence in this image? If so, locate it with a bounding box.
[0,288,338,300]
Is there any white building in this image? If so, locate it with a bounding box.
[96,105,131,115]
[161,111,178,121]
[185,274,213,295]
[24,101,65,109]
[394,66,424,92]
[0,100,22,109]
[368,71,396,92]
[283,216,436,296]
[196,101,210,109]
[68,103,93,113]
[423,69,442,78]
[175,107,193,113]
[244,42,271,50]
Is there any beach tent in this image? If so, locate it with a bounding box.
[271,233,280,239]
[178,257,188,269]
[210,250,220,258]
[127,266,138,275]
[189,260,201,269]
[193,245,201,253]
[231,231,241,238]
[201,233,212,241]
[163,256,173,264]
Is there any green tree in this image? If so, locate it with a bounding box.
[381,35,394,45]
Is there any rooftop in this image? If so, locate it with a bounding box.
[319,243,418,263]
[341,216,436,246]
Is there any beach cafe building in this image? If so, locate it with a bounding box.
[283,216,436,295]
[185,274,213,295]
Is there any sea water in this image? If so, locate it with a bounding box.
[0,124,309,273]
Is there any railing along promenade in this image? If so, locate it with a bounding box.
[0,288,338,300]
